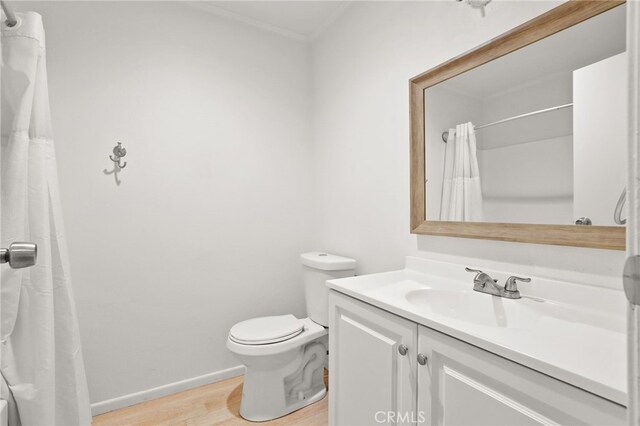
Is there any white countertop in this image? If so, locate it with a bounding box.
[327,257,627,406]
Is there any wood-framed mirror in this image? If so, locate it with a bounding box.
[409,0,627,250]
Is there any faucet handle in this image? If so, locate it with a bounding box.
[465,267,498,285]
[465,267,483,280]
[505,276,531,292]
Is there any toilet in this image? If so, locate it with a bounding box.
[226,251,356,422]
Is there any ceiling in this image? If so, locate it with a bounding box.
[187,1,351,42]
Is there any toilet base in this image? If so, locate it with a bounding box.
[239,385,326,422]
[227,318,329,422]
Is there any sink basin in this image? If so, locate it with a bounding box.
[406,289,509,327]
[405,288,621,332]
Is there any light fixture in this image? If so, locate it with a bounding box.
[458,0,492,17]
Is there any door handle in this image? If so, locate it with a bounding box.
[0,242,37,269]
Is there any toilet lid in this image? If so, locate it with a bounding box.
[229,314,304,345]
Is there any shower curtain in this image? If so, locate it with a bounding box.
[440,122,483,221]
[0,12,91,425]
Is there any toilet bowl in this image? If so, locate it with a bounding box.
[226,252,356,422]
[227,317,328,421]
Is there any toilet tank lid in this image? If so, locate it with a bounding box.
[301,252,356,271]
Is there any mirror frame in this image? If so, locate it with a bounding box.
[409,0,626,250]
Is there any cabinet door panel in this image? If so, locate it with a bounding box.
[440,365,550,425]
[329,291,418,426]
[417,326,625,426]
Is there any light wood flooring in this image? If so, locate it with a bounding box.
[92,373,328,426]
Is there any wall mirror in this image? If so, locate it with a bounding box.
[410,0,627,250]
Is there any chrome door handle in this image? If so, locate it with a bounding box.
[0,242,37,269]
[417,353,428,366]
[398,344,408,356]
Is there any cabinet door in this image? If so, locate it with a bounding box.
[329,291,418,426]
[573,52,627,225]
[417,326,625,426]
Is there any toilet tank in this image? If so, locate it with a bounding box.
[301,252,356,327]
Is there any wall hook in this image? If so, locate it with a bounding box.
[109,142,127,168]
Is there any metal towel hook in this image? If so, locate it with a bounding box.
[109,142,127,169]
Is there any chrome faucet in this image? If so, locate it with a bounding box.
[465,267,530,299]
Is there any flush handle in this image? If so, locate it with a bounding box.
[0,242,37,269]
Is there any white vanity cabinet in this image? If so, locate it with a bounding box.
[328,291,418,426]
[418,326,625,426]
[329,291,626,426]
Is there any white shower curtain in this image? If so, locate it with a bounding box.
[0,12,91,425]
[440,122,483,221]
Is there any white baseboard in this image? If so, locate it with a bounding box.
[90,365,245,416]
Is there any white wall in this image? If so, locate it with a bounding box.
[16,1,314,405]
[478,73,573,150]
[478,73,574,224]
[312,1,625,285]
[478,135,573,224]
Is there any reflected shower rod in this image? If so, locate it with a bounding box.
[0,0,16,27]
[441,102,573,142]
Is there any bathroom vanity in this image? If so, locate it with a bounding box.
[327,258,626,425]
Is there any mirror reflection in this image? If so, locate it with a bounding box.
[425,5,626,226]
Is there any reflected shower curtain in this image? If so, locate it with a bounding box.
[0,12,91,425]
[440,122,483,221]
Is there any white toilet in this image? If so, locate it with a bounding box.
[226,251,356,422]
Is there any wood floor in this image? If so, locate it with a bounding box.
[92,373,328,426]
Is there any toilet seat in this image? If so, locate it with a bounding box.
[229,314,304,345]
[228,317,327,357]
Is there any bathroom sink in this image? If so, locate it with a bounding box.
[326,257,627,406]
[404,288,621,332]
[406,289,508,327]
